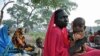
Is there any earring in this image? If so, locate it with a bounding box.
[53,24,56,27]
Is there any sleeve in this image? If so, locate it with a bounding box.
[56,46,69,56]
[43,29,58,56]
[85,44,95,52]
[80,44,100,56]
[55,33,70,56]
[43,29,70,56]
[48,31,57,56]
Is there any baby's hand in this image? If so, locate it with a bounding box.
[73,51,86,56]
[73,32,84,40]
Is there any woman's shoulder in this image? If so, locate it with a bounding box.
[0,24,4,29]
[53,26,62,32]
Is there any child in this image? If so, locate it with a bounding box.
[69,17,100,56]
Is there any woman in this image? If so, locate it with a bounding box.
[12,28,34,51]
[43,9,70,56]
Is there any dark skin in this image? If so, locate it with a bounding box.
[54,9,69,29]
[36,37,43,48]
[12,28,34,51]
[69,17,87,56]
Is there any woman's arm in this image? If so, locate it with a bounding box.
[84,43,95,52]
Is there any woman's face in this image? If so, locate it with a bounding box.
[55,11,69,28]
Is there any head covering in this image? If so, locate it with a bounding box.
[43,10,70,56]
[0,24,13,55]
[45,11,69,47]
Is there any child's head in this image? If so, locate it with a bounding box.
[72,17,86,39]
[72,17,86,33]
[36,37,43,48]
[15,28,24,35]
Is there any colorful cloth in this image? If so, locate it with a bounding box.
[0,24,14,56]
[43,12,70,56]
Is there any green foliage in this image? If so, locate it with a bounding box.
[31,0,78,14]
[28,32,45,40]
[7,4,29,19]
[17,0,24,4]
[33,9,52,24]
[7,0,78,31]
[31,0,41,4]
[3,20,15,27]
[7,4,30,27]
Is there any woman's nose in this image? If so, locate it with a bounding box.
[65,19,69,22]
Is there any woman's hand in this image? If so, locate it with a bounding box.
[73,51,86,56]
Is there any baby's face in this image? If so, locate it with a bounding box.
[73,25,85,33]
[73,25,85,40]
[76,31,85,39]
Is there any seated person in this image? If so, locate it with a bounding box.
[0,11,14,56]
[89,30,100,48]
[93,35,100,49]
[12,28,34,51]
[94,35,100,45]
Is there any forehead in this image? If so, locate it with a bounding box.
[57,10,67,17]
[73,22,85,27]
